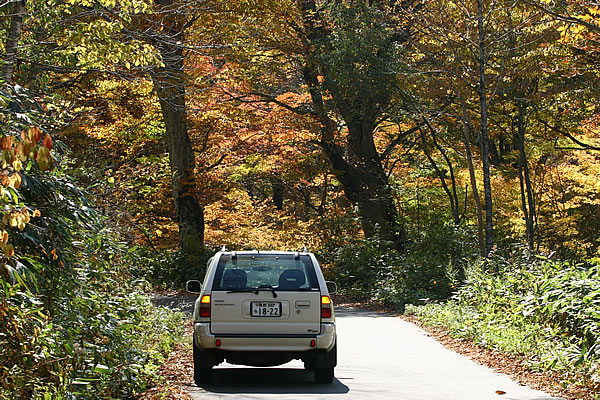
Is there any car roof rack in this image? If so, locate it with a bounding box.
[301,246,308,253]
[221,245,227,252]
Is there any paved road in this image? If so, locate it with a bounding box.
[154,297,561,400]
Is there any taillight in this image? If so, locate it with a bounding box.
[321,295,332,319]
[200,295,211,318]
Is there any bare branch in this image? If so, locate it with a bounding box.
[220,89,315,116]
[540,119,600,151]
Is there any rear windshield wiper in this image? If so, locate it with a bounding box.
[255,285,278,298]
[259,287,278,298]
[226,287,278,298]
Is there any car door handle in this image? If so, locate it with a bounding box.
[295,300,311,308]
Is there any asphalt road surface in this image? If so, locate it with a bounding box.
[181,306,562,400]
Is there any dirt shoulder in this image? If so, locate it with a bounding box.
[137,320,195,400]
[402,314,593,400]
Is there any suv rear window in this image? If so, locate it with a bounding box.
[212,254,319,291]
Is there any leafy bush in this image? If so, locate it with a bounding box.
[320,223,478,310]
[0,84,184,398]
[130,245,218,290]
[0,281,64,399]
[0,188,186,399]
[406,250,600,391]
[1,279,184,400]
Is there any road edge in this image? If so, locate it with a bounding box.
[401,314,591,400]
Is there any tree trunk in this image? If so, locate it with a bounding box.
[420,126,460,225]
[348,126,405,247]
[460,97,486,257]
[516,102,535,250]
[298,0,406,250]
[151,5,204,254]
[477,0,494,256]
[271,177,284,210]
[302,66,406,250]
[489,139,502,166]
[2,0,26,82]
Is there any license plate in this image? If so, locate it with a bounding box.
[251,302,281,317]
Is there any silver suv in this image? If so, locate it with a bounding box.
[186,249,337,384]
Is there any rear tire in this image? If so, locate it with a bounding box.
[314,367,334,384]
[303,359,316,371]
[193,338,212,385]
[194,366,212,385]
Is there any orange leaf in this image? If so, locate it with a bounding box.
[0,136,12,150]
[42,134,53,150]
[14,143,25,160]
[5,244,14,257]
[28,127,42,143]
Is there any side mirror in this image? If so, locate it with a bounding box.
[325,281,337,295]
[186,280,202,294]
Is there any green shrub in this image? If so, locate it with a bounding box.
[406,250,600,390]
[0,170,184,398]
[129,245,219,290]
[0,278,184,400]
[320,224,478,310]
[0,281,65,399]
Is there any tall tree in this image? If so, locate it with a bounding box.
[1,0,26,82]
[294,0,410,250]
[460,96,486,256]
[147,1,205,253]
[475,0,495,254]
[514,101,536,249]
[1,0,208,253]
[409,0,554,255]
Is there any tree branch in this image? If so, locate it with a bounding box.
[379,124,423,161]
[221,89,316,116]
[540,119,600,151]
[519,0,600,35]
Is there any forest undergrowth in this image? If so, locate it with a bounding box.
[405,250,600,398]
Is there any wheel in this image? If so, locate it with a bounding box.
[314,367,334,384]
[303,359,316,371]
[193,338,212,385]
[194,366,212,385]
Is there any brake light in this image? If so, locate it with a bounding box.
[200,295,211,318]
[321,295,332,319]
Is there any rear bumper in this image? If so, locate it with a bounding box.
[193,322,336,352]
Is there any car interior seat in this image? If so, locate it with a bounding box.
[222,268,247,289]
[278,269,306,290]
